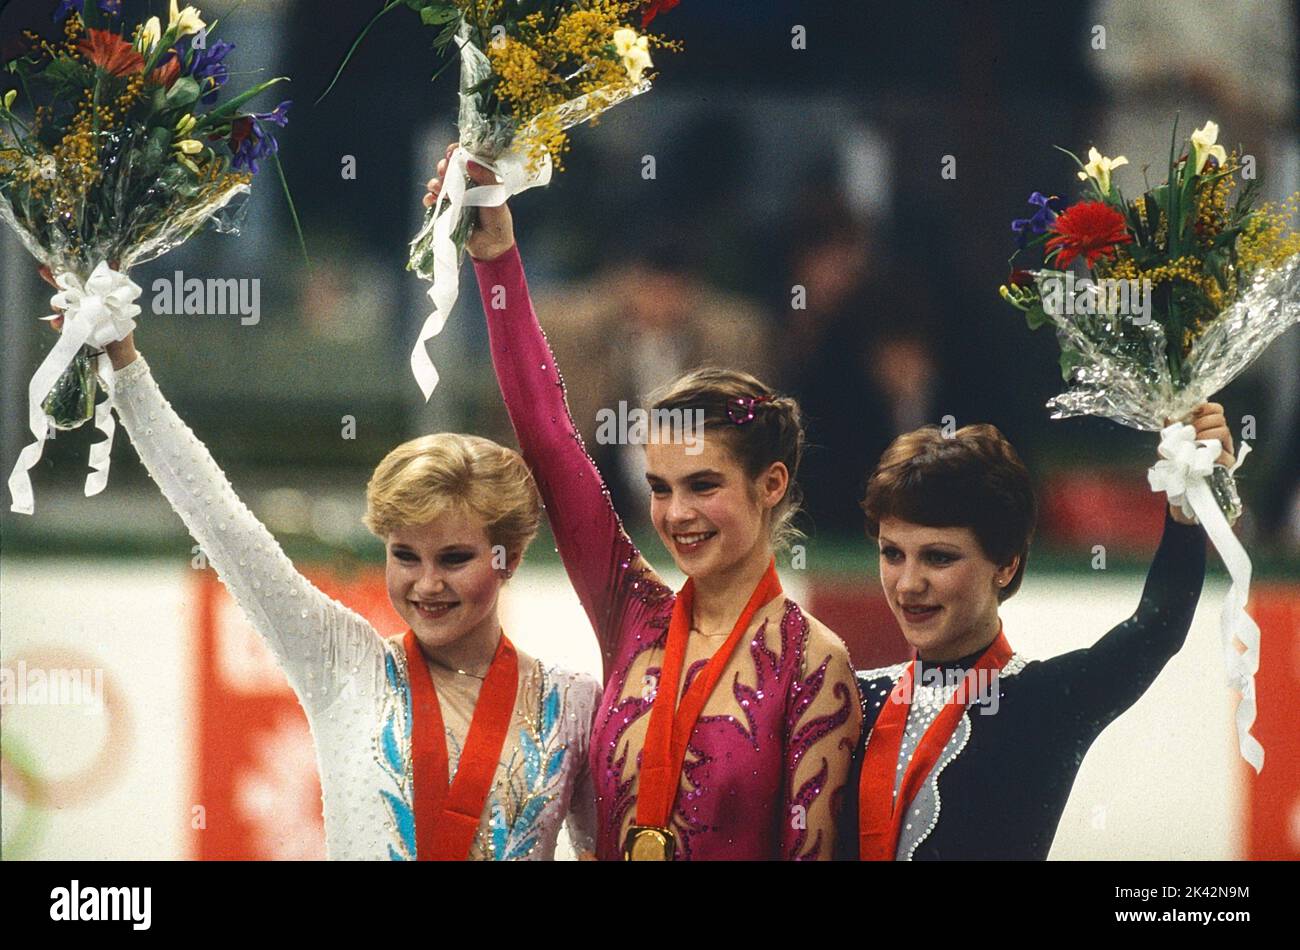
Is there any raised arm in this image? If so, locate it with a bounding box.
[473,246,666,669]
[423,145,669,671]
[109,349,381,716]
[1045,404,1231,735]
[1048,509,1206,735]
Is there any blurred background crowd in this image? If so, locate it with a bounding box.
[4,0,1298,564]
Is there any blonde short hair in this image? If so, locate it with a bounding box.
[363,433,542,560]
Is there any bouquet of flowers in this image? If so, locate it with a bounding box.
[998,118,1300,771]
[1,0,294,515]
[322,0,679,399]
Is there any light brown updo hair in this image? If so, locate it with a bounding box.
[648,367,806,549]
[860,423,1036,601]
[363,433,542,563]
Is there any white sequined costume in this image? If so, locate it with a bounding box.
[111,354,599,860]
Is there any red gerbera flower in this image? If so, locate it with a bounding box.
[147,55,181,90]
[642,0,680,28]
[1045,201,1132,269]
[77,28,144,78]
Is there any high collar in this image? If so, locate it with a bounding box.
[916,645,990,677]
[914,622,1007,676]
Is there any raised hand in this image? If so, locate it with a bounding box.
[423,141,516,262]
[1164,401,1236,525]
[1189,402,1235,468]
[37,264,138,370]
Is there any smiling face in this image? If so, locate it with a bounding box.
[643,436,786,580]
[384,505,516,654]
[876,517,1019,661]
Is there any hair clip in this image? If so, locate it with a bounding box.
[727,395,771,425]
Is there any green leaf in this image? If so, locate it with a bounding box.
[142,125,173,168]
[202,77,290,122]
[1164,115,1183,255]
[35,57,94,97]
[1058,346,1085,381]
[270,151,310,269]
[1142,187,1164,235]
[316,0,407,104]
[1176,163,1198,242]
[1024,302,1050,331]
[420,5,461,25]
[164,77,202,110]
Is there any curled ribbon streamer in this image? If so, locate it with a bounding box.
[1147,422,1264,772]
[7,261,141,515]
[410,145,552,401]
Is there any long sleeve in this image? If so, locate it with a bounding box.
[1046,510,1207,738]
[111,354,382,717]
[473,246,669,673]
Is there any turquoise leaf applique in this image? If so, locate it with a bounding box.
[545,746,565,783]
[380,789,416,860]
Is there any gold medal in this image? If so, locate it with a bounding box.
[623,825,675,861]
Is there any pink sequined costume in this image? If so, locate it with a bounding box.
[473,245,862,860]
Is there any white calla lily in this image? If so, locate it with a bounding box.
[168,0,206,39]
[137,16,162,54]
[1190,120,1228,174]
[613,27,652,83]
[1076,146,1128,194]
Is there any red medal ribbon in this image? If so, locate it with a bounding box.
[858,626,1012,860]
[402,628,519,860]
[635,557,783,831]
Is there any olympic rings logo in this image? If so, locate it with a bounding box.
[0,649,131,859]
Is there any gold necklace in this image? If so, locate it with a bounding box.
[427,659,487,680]
[423,628,503,680]
[688,624,731,639]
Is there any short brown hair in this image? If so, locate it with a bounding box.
[363,433,542,561]
[649,367,805,549]
[861,424,1036,601]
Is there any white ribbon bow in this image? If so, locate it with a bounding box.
[410,144,552,401]
[1147,421,1263,772]
[8,261,142,515]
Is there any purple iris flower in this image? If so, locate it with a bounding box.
[253,100,291,128]
[188,39,235,104]
[1011,191,1064,247]
[229,101,292,174]
[53,0,121,19]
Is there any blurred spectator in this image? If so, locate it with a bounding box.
[778,190,947,539]
[532,230,774,526]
